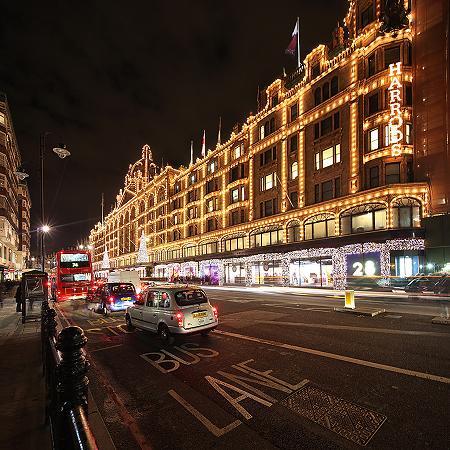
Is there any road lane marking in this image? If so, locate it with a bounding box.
[221,319,450,337]
[91,344,123,352]
[214,330,450,385]
[168,389,242,437]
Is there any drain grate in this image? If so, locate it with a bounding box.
[281,385,386,446]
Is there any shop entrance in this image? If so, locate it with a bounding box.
[224,263,246,285]
[290,258,333,287]
[252,261,283,285]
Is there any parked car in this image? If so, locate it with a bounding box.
[99,282,138,315]
[125,285,218,341]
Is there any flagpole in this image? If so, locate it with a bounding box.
[297,17,301,69]
[217,116,222,146]
[190,140,194,166]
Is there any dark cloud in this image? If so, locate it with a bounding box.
[0,0,348,253]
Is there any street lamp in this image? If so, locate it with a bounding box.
[40,133,71,272]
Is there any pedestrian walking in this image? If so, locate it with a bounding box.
[15,283,22,312]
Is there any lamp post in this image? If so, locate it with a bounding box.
[39,133,71,272]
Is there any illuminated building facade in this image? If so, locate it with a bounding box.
[89,0,449,287]
[0,93,31,278]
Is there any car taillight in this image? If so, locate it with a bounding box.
[136,293,142,300]
[176,312,183,327]
[108,296,114,304]
[212,306,218,320]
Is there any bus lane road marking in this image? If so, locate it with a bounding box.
[214,330,450,384]
[168,357,309,438]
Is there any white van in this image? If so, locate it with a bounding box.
[107,271,141,292]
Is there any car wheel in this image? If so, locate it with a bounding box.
[159,324,173,343]
[102,305,108,316]
[125,314,134,330]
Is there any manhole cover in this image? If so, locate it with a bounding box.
[281,385,386,446]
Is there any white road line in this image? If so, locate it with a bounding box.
[168,389,241,437]
[214,330,450,385]
[91,344,123,352]
[221,319,450,337]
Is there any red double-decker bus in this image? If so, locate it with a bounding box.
[54,250,93,302]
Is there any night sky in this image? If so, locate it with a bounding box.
[0,0,347,253]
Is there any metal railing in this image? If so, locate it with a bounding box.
[41,301,98,450]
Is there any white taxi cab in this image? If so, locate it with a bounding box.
[125,285,218,340]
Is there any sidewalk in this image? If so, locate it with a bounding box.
[0,295,51,450]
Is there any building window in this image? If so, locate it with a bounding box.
[314,88,321,106]
[384,46,400,69]
[322,82,330,101]
[311,64,320,79]
[229,164,245,183]
[260,146,277,166]
[289,191,298,208]
[315,143,341,170]
[385,163,400,184]
[189,172,197,185]
[321,116,333,136]
[289,134,298,152]
[250,228,282,247]
[259,117,275,140]
[230,185,245,204]
[187,206,198,219]
[314,123,320,140]
[369,166,379,188]
[321,180,333,201]
[223,236,245,252]
[304,214,335,240]
[271,94,278,108]
[207,159,217,174]
[361,4,374,28]
[287,222,301,242]
[333,112,340,129]
[290,162,298,180]
[201,241,218,255]
[206,178,219,194]
[183,245,197,257]
[260,198,277,218]
[188,225,198,237]
[232,144,243,160]
[206,197,217,212]
[368,92,379,115]
[207,218,218,232]
[405,85,412,106]
[290,103,298,121]
[322,147,334,168]
[392,198,421,228]
[314,184,320,203]
[368,53,376,77]
[230,209,246,226]
[334,177,341,197]
[260,172,277,191]
[330,76,339,96]
[405,123,412,144]
[369,128,379,151]
[341,204,386,234]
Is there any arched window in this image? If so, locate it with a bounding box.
[322,82,330,101]
[287,221,301,243]
[392,198,421,228]
[148,195,154,208]
[304,214,335,240]
[222,233,246,252]
[139,200,145,214]
[314,87,322,106]
[340,204,386,235]
[330,76,339,96]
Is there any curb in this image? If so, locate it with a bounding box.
[334,307,386,317]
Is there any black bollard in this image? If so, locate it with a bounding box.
[55,326,90,412]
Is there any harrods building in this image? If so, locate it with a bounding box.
[89,0,450,288]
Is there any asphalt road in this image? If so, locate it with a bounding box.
[55,287,450,450]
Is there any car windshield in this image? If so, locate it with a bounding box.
[174,289,208,306]
[110,284,135,294]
